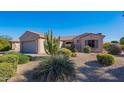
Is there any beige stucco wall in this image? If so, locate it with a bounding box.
[60,41,63,48]
[11,42,20,51]
[37,38,46,54]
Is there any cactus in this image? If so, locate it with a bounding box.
[44,30,60,55]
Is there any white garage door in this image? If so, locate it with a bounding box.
[22,41,37,53]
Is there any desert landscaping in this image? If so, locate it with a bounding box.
[7,53,124,82]
[0,30,124,82]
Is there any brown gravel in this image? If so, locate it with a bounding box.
[8,53,124,82]
[72,53,124,82]
[8,61,40,82]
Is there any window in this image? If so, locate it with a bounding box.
[85,40,98,48]
[77,40,80,43]
[65,42,72,47]
[66,42,72,44]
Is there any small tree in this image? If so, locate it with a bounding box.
[0,38,11,51]
[44,30,60,55]
[120,37,124,45]
[111,40,119,44]
[0,35,12,40]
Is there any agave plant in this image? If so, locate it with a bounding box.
[33,55,75,82]
[44,30,60,55]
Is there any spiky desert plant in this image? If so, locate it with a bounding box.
[33,55,75,82]
[44,30,60,55]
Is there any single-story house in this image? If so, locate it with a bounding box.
[60,33,105,52]
[11,31,105,54]
[19,31,46,54]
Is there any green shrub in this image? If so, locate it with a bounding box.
[97,53,115,66]
[58,48,72,57]
[0,54,19,64]
[83,46,91,53]
[0,62,17,82]
[120,45,124,51]
[26,55,33,61]
[71,53,77,57]
[7,52,29,64]
[120,37,124,45]
[7,51,20,55]
[111,40,119,44]
[0,39,11,51]
[107,44,122,55]
[33,55,75,82]
[17,54,29,64]
[103,42,111,51]
[66,44,77,52]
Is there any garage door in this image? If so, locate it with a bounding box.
[22,41,37,53]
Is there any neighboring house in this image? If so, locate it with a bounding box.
[10,31,105,54]
[10,39,20,52]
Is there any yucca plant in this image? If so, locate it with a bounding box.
[44,30,60,55]
[33,55,75,82]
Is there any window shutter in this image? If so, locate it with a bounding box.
[95,40,98,48]
[85,40,88,45]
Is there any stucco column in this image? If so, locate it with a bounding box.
[37,38,46,54]
[98,38,103,52]
[20,42,23,53]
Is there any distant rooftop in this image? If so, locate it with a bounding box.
[60,35,77,41]
[10,38,20,42]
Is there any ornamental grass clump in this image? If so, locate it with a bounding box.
[33,55,75,82]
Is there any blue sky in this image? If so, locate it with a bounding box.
[0,11,123,42]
